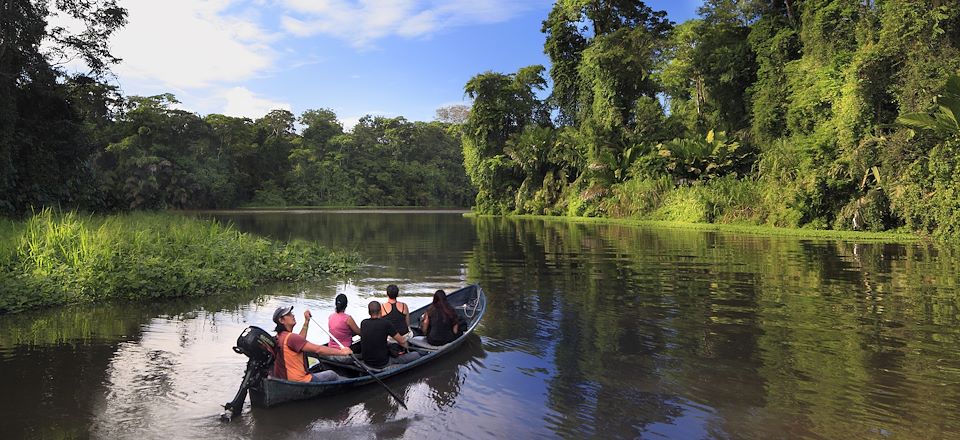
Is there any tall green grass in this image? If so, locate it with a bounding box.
[0,209,363,314]
[602,175,768,225]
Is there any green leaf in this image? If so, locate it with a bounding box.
[897,113,940,130]
[944,73,960,98]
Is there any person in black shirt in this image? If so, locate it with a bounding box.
[360,301,420,368]
[420,289,460,346]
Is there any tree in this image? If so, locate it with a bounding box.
[300,108,343,147]
[462,66,549,213]
[435,104,471,124]
[543,0,671,128]
[0,0,126,214]
[253,109,297,190]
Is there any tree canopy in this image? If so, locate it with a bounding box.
[462,0,960,236]
[0,1,473,213]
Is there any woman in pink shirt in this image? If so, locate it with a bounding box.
[328,294,361,351]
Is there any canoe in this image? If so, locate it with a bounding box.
[248,284,486,408]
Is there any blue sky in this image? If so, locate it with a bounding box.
[92,0,701,129]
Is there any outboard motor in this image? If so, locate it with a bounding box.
[222,326,275,421]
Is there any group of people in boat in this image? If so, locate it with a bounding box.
[270,285,463,383]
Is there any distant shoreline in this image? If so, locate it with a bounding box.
[464,213,923,242]
[189,207,472,214]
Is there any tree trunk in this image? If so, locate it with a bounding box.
[784,0,795,23]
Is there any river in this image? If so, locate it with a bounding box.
[3,210,960,439]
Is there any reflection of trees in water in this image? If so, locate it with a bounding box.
[469,216,960,438]
[0,343,117,439]
[0,284,274,439]
[468,217,705,435]
[8,212,960,438]
[211,212,478,279]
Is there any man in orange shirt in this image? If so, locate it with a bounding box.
[271,306,352,382]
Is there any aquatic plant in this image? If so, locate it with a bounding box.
[0,209,363,314]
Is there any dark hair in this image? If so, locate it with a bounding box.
[274,323,285,333]
[386,284,399,299]
[335,294,348,313]
[368,300,382,316]
[428,289,457,323]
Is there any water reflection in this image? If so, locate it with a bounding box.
[3,212,960,439]
[0,288,265,440]
[466,217,960,438]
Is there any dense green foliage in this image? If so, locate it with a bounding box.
[0,0,125,214]
[0,210,363,313]
[0,2,472,214]
[91,97,473,210]
[464,0,960,236]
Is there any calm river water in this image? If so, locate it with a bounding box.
[3,211,960,439]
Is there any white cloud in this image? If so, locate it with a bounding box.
[340,116,364,132]
[110,0,277,90]
[221,86,291,118]
[46,0,539,119]
[279,0,541,47]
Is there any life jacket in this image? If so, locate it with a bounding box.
[272,331,311,382]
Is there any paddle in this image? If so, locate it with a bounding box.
[310,317,409,410]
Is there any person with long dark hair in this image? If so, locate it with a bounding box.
[420,289,460,346]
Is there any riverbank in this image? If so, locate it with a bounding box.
[201,207,471,214]
[465,213,921,242]
[237,205,470,210]
[0,210,363,314]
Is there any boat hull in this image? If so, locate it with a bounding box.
[249,284,485,408]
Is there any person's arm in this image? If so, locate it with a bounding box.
[392,332,408,349]
[303,341,351,356]
[380,302,388,318]
[299,310,311,337]
[453,321,459,334]
[347,316,361,336]
[402,303,410,328]
[421,313,430,332]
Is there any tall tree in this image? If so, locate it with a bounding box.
[463,66,548,213]
[0,0,126,214]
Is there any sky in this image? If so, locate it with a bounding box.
[58,0,702,129]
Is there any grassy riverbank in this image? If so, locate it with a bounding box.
[466,212,921,242]
[235,205,469,210]
[0,210,363,314]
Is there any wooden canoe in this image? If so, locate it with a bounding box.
[248,284,486,408]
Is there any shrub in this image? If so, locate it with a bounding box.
[651,186,712,223]
[602,175,674,217]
